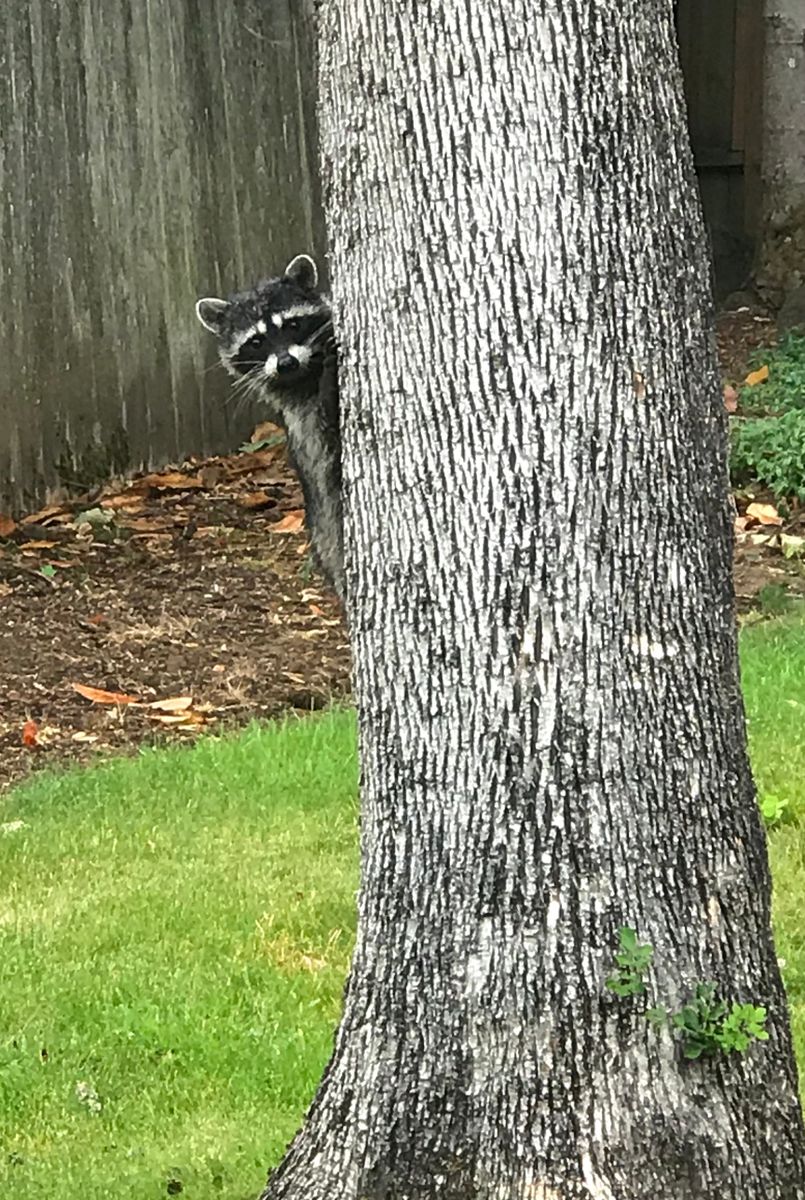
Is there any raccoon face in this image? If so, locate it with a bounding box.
[195,255,331,395]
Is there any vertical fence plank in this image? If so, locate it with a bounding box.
[0,0,322,512]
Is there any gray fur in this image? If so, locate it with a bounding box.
[195,256,344,598]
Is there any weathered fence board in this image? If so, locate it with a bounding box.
[0,0,322,511]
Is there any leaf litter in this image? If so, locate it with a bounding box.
[0,427,349,792]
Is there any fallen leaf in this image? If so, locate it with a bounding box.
[271,510,305,535]
[22,720,39,748]
[746,502,783,527]
[0,513,16,537]
[118,516,174,533]
[70,682,140,705]
[296,540,310,556]
[46,560,76,568]
[137,696,194,713]
[745,365,770,387]
[252,420,283,443]
[199,463,225,489]
[71,731,99,744]
[238,491,276,511]
[146,711,206,726]
[21,504,68,526]
[140,471,203,490]
[723,385,739,413]
[734,516,749,533]
[99,494,147,512]
[309,604,324,617]
[18,540,58,551]
[0,582,13,597]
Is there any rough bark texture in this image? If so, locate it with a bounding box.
[263,3,805,1199]
[756,0,805,304]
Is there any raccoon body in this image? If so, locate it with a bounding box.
[196,255,344,599]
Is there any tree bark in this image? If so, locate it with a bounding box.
[262,3,805,1198]
[756,0,805,304]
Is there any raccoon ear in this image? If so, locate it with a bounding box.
[284,254,318,290]
[195,297,229,333]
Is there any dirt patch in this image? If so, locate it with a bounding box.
[0,312,795,794]
[0,435,349,794]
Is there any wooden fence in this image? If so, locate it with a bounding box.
[1,2,764,509]
[0,0,322,511]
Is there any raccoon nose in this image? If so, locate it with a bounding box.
[276,352,298,375]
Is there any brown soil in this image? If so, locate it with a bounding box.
[0,432,350,794]
[0,309,797,794]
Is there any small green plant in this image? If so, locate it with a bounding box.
[741,334,805,417]
[238,434,286,452]
[669,983,768,1060]
[730,334,805,499]
[759,792,790,827]
[606,927,653,997]
[607,933,769,1060]
[731,408,805,500]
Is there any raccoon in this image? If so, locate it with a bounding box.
[195,255,344,600]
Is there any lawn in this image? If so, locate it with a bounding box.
[1,620,805,1198]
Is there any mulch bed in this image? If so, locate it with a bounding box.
[0,430,350,794]
[0,308,797,794]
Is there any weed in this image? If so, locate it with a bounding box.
[606,927,653,997]
[730,334,805,499]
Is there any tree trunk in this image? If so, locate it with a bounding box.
[756,0,805,305]
[262,3,805,1198]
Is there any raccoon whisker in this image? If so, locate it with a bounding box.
[227,366,264,405]
[306,319,334,342]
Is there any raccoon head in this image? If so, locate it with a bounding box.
[195,254,332,397]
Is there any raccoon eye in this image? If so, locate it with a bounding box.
[284,318,301,333]
[245,333,264,349]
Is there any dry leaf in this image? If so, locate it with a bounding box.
[271,510,305,535]
[138,696,194,713]
[239,491,275,510]
[746,502,783,527]
[0,513,16,537]
[100,494,147,512]
[723,385,739,413]
[296,540,310,556]
[18,540,58,551]
[309,604,324,617]
[146,711,205,726]
[199,463,226,489]
[46,560,75,568]
[21,504,69,526]
[745,365,770,387]
[140,471,204,490]
[22,719,39,748]
[70,682,140,705]
[734,516,749,533]
[119,515,174,533]
[252,420,283,443]
[71,731,99,744]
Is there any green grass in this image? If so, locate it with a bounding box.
[1,622,805,1198]
[0,713,360,1199]
[741,615,805,1060]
